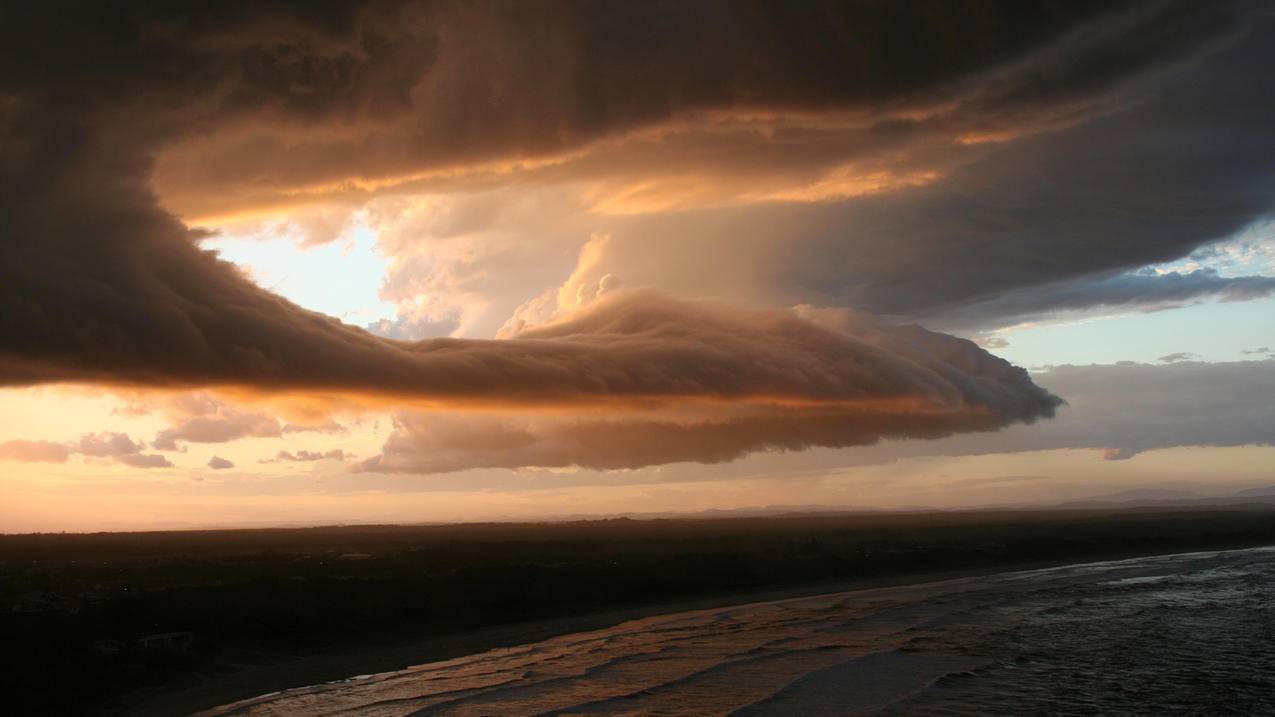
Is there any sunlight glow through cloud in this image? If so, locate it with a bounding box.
[203,221,398,326]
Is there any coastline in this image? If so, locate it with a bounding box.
[125,543,1260,717]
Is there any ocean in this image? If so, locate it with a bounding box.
[198,546,1275,716]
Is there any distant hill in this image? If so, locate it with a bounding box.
[1047,486,1275,511]
[1233,485,1275,498]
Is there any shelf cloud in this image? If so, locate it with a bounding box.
[2,0,1270,480]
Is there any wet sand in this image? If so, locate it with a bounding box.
[124,548,1237,717]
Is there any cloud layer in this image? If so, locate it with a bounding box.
[767,359,1275,469]
[359,295,1061,472]
[3,1,1272,479]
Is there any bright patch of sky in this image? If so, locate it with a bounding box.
[203,219,397,326]
[201,207,1275,368]
[1153,218,1275,277]
[1000,295,1275,368]
[996,220,1275,368]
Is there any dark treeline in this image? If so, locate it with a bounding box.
[4,506,1275,714]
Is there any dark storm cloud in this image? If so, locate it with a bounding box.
[1,1,1119,390]
[148,0,1146,216]
[0,0,1265,454]
[805,16,1275,317]
[921,270,1275,335]
[551,7,1275,327]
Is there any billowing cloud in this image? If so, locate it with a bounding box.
[354,358,1275,484]
[3,2,1265,381]
[358,296,1061,472]
[6,268,1062,414]
[2,0,1271,480]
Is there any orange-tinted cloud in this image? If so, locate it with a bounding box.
[0,440,72,464]
[264,449,348,463]
[207,456,235,470]
[356,295,1062,471]
[1,0,1263,478]
[0,433,171,468]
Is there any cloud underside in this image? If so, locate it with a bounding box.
[362,405,1034,474]
[2,1,1273,474]
[360,359,1275,475]
[0,283,1062,429]
[865,360,1275,464]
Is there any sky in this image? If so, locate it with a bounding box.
[2,0,1274,532]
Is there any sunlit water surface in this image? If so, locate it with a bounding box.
[200,547,1275,716]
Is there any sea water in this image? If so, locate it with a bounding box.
[199,546,1275,716]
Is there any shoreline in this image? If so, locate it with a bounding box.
[125,543,1268,717]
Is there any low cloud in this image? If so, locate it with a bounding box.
[0,432,170,468]
[152,403,282,451]
[264,449,348,463]
[1041,361,1275,460]
[77,432,146,457]
[350,358,1275,485]
[282,420,348,434]
[206,456,235,470]
[358,297,1062,472]
[119,453,175,469]
[0,440,72,463]
[772,359,1275,467]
